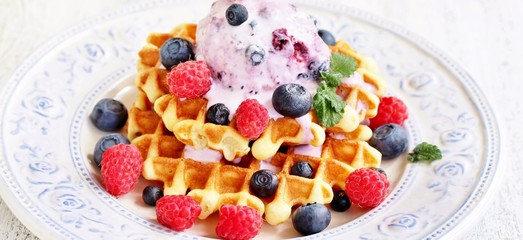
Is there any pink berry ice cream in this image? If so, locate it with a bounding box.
[195,0,331,117]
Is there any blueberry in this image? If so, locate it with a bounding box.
[330,190,351,212]
[142,185,163,206]
[206,103,230,125]
[297,73,310,79]
[373,167,387,176]
[245,45,266,66]
[308,61,329,79]
[226,4,248,26]
[90,98,128,131]
[290,161,313,178]
[369,123,409,160]
[292,203,331,236]
[318,29,336,46]
[93,134,130,168]
[159,38,194,70]
[250,169,279,198]
[272,83,312,118]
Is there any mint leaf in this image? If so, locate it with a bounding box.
[313,82,346,127]
[320,71,343,88]
[330,53,358,78]
[312,53,356,128]
[407,142,442,163]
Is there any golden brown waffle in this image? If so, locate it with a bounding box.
[128,24,198,141]
[154,94,250,161]
[132,112,381,223]
[135,118,265,219]
[158,98,330,160]
[251,116,325,160]
[136,24,196,105]
[329,40,386,98]
[325,40,385,135]
[127,23,385,225]
[264,137,381,225]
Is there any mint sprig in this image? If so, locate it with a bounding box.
[407,142,443,163]
[313,53,358,127]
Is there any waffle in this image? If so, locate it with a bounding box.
[325,40,385,135]
[132,115,381,223]
[154,94,251,161]
[263,137,381,224]
[127,24,198,140]
[154,93,328,161]
[135,117,266,219]
[135,24,196,104]
[127,23,384,225]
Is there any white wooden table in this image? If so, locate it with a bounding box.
[0,0,521,239]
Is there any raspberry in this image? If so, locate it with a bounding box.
[235,99,269,140]
[215,205,263,240]
[369,96,408,130]
[345,168,390,208]
[167,60,212,99]
[101,144,143,197]
[156,195,201,231]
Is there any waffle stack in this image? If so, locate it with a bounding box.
[127,23,384,224]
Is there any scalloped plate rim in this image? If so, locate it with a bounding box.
[0,0,503,239]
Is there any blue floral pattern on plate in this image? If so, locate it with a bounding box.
[0,0,501,239]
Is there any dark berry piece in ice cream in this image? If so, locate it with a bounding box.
[249,21,258,30]
[250,169,279,198]
[330,190,351,212]
[226,4,249,26]
[292,203,331,236]
[90,98,128,132]
[206,103,230,125]
[160,38,194,70]
[293,41,309,63]
[369,124,409,160]
[272,28,291,51]
[310,15,319,27]
[93,134,130,168]
[245,45,266,66]
[143,185,163,206]
[318,29,336,46]
[290,161,314,178]
[272,83,312,118]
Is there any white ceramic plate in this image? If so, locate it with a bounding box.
[0,0,502,239]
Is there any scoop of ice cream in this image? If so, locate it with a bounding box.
[196,0,331,117]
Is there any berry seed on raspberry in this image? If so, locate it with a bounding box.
[101,144,143,197]
[369,96,408,130]
[167,60,212,99]
[156,195,201,231]
[235,99,269,140]
[216,204,263,240]
[345,168,390,208]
